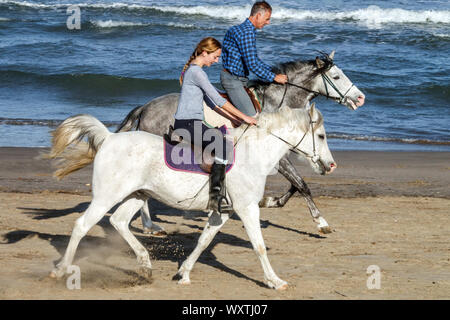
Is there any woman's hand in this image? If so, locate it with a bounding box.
[243,115,257,126]
[221,101,257,126]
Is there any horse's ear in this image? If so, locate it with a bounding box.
[315,57,325,68]
[309,102,316,117]
[329,50,335,60]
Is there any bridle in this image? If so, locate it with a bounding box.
[268,113,320,165]
[261,63,355,110]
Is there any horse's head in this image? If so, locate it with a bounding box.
[279,104,337,175]
[313,51,365,110]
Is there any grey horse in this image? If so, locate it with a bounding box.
[116,52,365,234]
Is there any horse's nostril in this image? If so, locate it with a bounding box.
[356,95,365,107]
[329,162,337,172]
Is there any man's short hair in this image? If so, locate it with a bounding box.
[250,1,272,16]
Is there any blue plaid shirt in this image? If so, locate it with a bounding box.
[222,18,275,83]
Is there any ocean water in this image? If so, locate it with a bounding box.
[0,0,449,151]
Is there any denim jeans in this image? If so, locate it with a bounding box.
[220,69,256,117]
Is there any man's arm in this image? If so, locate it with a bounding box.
[238,32,275,82]
[238,33,287,84]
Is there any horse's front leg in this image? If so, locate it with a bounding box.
[175,212,230,285]
[236,202,288,290]
[260,155,331,234]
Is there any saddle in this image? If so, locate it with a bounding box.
[203,87,261,129]
[163,125,234,175]
[219,87,262,113]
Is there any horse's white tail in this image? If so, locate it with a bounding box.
[44,114,112,180]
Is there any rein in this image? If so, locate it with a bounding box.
[261,64,354,109]
[268,114,319,164]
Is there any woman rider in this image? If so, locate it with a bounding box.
[174,37,257,214]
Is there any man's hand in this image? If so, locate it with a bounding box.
[274,74,288,84]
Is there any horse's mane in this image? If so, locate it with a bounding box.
[252,52,334,88]
[275,51,334,75]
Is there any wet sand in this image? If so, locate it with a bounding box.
[0,147,449,299]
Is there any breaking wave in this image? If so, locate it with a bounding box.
[89,19,196,29]
[1,1,449,26]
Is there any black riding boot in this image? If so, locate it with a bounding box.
[208,163,226,212]
[208,163,231,225]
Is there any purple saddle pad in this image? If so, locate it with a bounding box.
[164,125,235,175]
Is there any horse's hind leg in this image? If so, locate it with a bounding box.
[50,198,114,278]
[140,199,167,237]
[110,197,152,278]
[175,213,230,285]
[259,184,297,208]
[259,155,301,208]
[260,155,331,233]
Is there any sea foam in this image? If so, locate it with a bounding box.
[90,19,196,29]
[1,1,449,27]
[0,0,450,26]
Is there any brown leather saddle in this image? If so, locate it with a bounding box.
[218,87,262,113]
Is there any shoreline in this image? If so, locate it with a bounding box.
[0,147,449,199]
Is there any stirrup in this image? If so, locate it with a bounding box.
[218,195,233,214]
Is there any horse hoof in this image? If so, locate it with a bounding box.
[138,267,152,279]
[276,283,289,291]
[319,226,332,234]
[151,230,167,238]
[178,278,191,285]
[49,270,63,279]
[143,228,167,237]
[259,197,281,208]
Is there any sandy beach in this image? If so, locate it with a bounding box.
[0,147,449,299]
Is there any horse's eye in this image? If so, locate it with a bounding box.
[318,134,325,140]
[333,75,340,80]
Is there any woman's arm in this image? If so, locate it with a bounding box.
[221,101,257,125]
[194,67,257,125]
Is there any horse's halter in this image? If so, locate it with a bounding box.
[268,113,320,164]
[319,71,355,105]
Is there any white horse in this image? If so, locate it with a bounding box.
[48,104,336,290]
